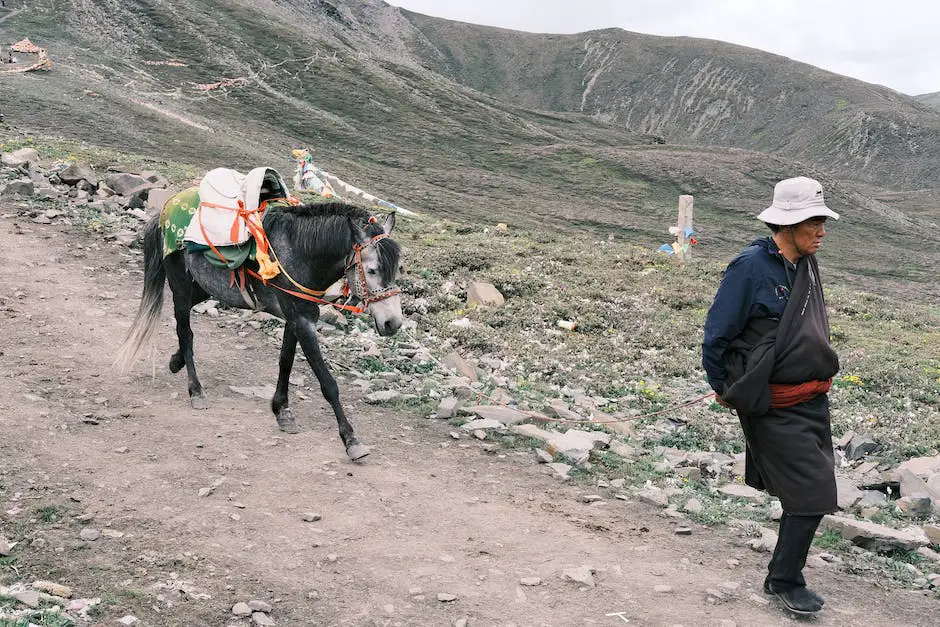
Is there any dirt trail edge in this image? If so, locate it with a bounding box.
[0,212,933,626]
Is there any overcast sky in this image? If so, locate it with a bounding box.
[392,0,939,96]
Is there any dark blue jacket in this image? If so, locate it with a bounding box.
[702,236,796,394]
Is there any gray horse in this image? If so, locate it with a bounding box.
[115,201,403,461]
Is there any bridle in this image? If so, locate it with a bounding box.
[343,232,401,308]
[242,230,399,315]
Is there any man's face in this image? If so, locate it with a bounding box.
[792,217,827,255]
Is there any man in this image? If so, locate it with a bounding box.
[702,176,841,616]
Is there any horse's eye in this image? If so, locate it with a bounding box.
[367,268,377,275]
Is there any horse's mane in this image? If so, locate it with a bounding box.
[265,202,400,282]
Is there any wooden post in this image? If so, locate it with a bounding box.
[676,195,694,264]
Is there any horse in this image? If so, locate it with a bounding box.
[114,200,403,461]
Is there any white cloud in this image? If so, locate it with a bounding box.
[392,0,940,95]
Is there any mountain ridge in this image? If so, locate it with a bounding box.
[0,0,936,296]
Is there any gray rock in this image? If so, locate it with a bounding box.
[252,612,276,626]
[899,468,940,501]
[836,475,865,509]
[534,448,554,463]
[140,169,170,187]
[681,498,704,514]
[833,430,855,448]
[79,528,101,541]
[146,187,175,213]
[365,390,400,403]
[562,565,595,587]
[103,172,154,196]
[542,400,584,423]
[436,397,462,419]
[891,455,940,482]
[459,404,530,425]
[519,577,541,586]
[897,495,933,518]
[248,600,273,612]
[0,536,11,556]
[12,589,41,608]
[232,602,253,616]
[924,524,940,545]
[746,529,779,553]
[546,429,610,465]
[441,352,478,381]
[820,515,929,551]
[2,147,39,168]
[718,483,765,502]
[857,490,887,507]
[466,282,504,307]
[546,462,572,480]
[637,487,669,508]
[460,418,504,431]
[436,592,458,602]
[2,179,34,197]
[57,163,98,185]
[844,435,879,461]
[510,423,555,444]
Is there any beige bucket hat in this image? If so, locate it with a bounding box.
[757,176,840,225]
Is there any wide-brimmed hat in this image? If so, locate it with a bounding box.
[757,176,840,225]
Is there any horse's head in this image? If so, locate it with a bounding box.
[348,213,403,337]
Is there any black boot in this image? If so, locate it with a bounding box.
[765,513,825,613]
[770,585,823,615]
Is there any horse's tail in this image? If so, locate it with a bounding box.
[114,217,166,373]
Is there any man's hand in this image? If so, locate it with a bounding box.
[715,395,732,409]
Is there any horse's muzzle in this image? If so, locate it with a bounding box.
[376,317,402,337]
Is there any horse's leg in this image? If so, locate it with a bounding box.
[271,326,301,434]
[290,314,368,461]
[164,254,210,409]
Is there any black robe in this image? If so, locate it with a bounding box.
[721,255,840,515]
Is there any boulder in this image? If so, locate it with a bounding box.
[1,179,34,197]
[466,282,505,307]
[836,475,865,509]
[718,483,765,502]
[441,351,478,381]
[57,163,99,185]
[1,147,39,168]
[890,455,940,482]
[545,429,610,465]
[103,172,154,196]
[820,515,929,552]
[146,187,175,213]
[844,435,879,460]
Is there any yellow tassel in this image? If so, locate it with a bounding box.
[256,249,280,280]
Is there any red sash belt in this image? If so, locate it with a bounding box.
[769,379,832,409]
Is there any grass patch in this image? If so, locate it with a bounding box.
[813,529,846,549]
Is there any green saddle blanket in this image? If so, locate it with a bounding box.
[160,186,258,269]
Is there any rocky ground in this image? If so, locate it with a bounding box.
[0,147,938,626]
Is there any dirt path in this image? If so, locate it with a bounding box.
[0,210,935,626]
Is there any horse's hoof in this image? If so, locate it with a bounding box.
[346,443,370,461]
[277,419,302,434]
[190,394,210,410]
[276,408,301,433]
[169,354,185,373]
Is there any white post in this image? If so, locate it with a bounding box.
[676,195,694,264]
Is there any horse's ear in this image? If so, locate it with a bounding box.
[383,212,396,235]
[349,217,369,245]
